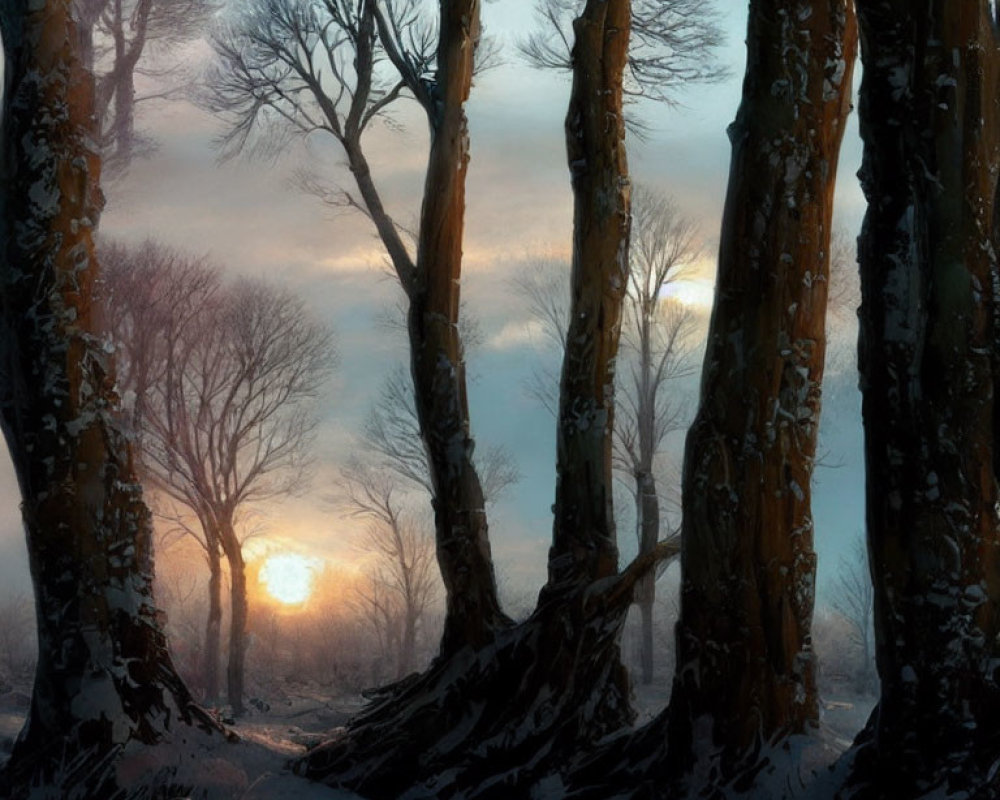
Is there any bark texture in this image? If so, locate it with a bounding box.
[296,577,648,799]
[296,0,662,793]
[0,2,222,796]
[845,3,1000,796]
[665,0,857,787]
[548,0,632,593]
[406,0,507,655]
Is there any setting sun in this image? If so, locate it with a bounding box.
[259,554,318,605]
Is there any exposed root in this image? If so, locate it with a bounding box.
[835,710,1000,800]
[295,583,642,798]
[0,665,233,800]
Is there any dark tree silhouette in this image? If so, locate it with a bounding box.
[289,0,683,795]
[0,2,223,796]
[515,188,697,688]
[843,3,1000,796]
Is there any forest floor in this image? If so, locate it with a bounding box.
[0,682,875,799]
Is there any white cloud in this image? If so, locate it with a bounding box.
[486,318,548,351]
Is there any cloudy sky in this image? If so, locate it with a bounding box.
[0,1,869,607]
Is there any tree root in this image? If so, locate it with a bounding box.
[294,584,650,797]
[0,663,233,800]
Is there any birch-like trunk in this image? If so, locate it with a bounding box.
[0,2,220,794]
[665,0,857,784]
[846,3,1000,795]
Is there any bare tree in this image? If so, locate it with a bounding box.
[515,188,697,686]
[352,573,403,684]
[343,461,439,678]
[828,535,875,695]
[613,188,697,685]
[207,0,727,795]
[512,258,571,417]
[75,0,217,169]
[208,0,507,657]
[521,0,727,107]
[292,0,676,794]
[102,241,336,717]
[0,3,222,795]
[364,366,519,504]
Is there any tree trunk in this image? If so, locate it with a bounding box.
[0,2,223,795]
[664,0,857,787]
[844,4,1000,796]
[635,469,659,685]
[339,0,505,656]
[227,558,248,718]
[204,537,223,702]
[296,0,651,794]
[542,0,634,730]
[102,0,149,167]
[548,0,631,591]
[337,0,503,655]
[406,0,506,656]
[218,516,247,717]
[399,608,417,678]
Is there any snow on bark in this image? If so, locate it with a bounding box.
[660,0,857,791]
[295,581,643,799]
[844,3,1000,796]
[0,2,224,796]
[405,0,507,656]
[297,0,667,794]
[548,0,632,593]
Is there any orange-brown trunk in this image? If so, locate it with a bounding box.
[666,0,857,785]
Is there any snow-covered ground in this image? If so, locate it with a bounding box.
[0,685,875,799]
[0,688,367,799]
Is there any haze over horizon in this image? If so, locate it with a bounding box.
[0,0,867,610]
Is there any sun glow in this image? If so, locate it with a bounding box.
[663,277,716,308]
[260,554,318,605]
